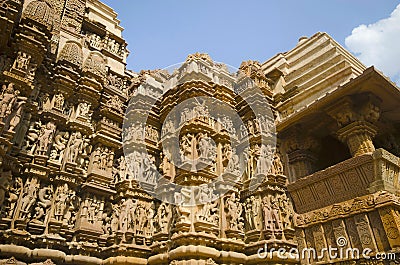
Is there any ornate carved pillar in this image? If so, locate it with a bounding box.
[327,94,381,157]
[378,207,400,248]
[282,126,319,180]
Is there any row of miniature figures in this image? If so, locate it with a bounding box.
[86,32,126,57]
[0,174,295,246]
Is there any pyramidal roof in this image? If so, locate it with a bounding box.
[262,32,367,120]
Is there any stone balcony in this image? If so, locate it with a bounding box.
[288,148,400,214]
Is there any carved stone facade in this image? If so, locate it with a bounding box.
[0,1,399,265]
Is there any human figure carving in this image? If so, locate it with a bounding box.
[35,122,56,155]
[278,193,294,229]
[117,156,127,181]
[244,198,255,230]
[262,196,272,230]
[134,202,146,233]
[270,197,283,232]
[19,179,39,219]
[23,121,41,153]
[196,185,219,224]
[180,134,193,162]
[51,131,69,162]
[226,193,243,230]
[53,94,64,110]
[54,184,69,222]
[155,203,171,233]
[0,172,12,209]
[271,152,284,175]
[252,196,261,229]
[14,52,30,70]
[198,134,215,160]
[144,155,157,184]
[5,177,22,218]
[255,144,272,175]
[32,187,53,223]
[76,102,91,119]
[226,147,240,175]
[66,132,84,164]
[0,83,18,121]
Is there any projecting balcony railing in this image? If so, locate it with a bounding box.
[288,148,400,214]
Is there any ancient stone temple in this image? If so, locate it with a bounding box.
[1,1,400,265]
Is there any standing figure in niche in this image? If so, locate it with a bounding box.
[35,122,56,155]
[271,198,283,231]
[244,198,255,230]
[19,180,39,219]
[252,196,261,229]
[261,196,272,230]
[0,83,18,121]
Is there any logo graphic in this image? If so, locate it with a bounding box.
[336,236,348,247]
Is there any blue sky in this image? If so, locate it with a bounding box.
[102,1,400,83]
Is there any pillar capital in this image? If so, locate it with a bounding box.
[281,126,320,180]
[326,93,381,157]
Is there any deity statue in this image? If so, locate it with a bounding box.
[32,186,53,224]
[196,185,219,224]
[101,203,112,235]
[78,137,92,171]
[160,149,175,179]
[244,198,255,230]
[221,116,235,134]
[107,95,123,113]
[19,179,40,219]
[180,133,193,162]
[225,193,244,230]
[225,146,240,175]
[110,203,120,233]
[198,134,216,160]
[87,198,100,225]
[145,202,155,236]
[119,198,137,233]
[155,202,171,234]
[54,184,69,222]
[261,196,272,230]
[247,120,254,135]
[23,121,41,153]
[240,124,247,139]
[255,144,272,175]
[116,156,127,181]
[271,152,284,175]
[135,202,148,233]
[270,198,283,232]
[162,119,174,136]
[0,83,18,121]
[51,131,70,163]
[75,102,91,119]
[193,100,209,121]
[252,196,261,229]
[14,52,31,70]
[64,131,84,164]
[63,191,80,228]
[143,155,158,184]
[53,94,65,110]
[0,172,12,210]
[181,108,190,124]
[3,177,22,219]
[35,122,56,155]
[278,193,294,229]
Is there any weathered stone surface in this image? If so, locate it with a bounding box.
[1,1,400,265]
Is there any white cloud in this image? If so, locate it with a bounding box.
[345,4,400,85]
